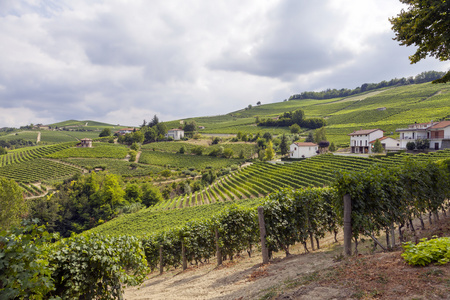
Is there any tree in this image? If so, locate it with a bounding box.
[290,123,301,133]
[263,132,272,142]
[141,183,163,207]
[264,141,275,161]
[0,177,27,231]
[305,132,314,143]
[372,139,384,153]
[99,128,111,137]
[0,147,7,155]
[329,142,336,152]
[184,120,198,132]
[292,109,305,125]
[148,115,159,127]
[223,148,234,158]
[280,134,289,156]
[156,122,168,138]
[390,1,450,83]
[314,127,326,143]
[144,127,157,143]
[257,101,261,105]
[124,183,143,203]
[179,145,187,154]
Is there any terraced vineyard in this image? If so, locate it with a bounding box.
[0,143,75,167]
[150,150,450,211]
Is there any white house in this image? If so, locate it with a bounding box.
[428,121,450,150]
[348,129,384,154]
[165,128,185,140]
[289,142,318,158]
[369,136,400,152]
[396,121,436,149]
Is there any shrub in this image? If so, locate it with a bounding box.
[402,237,450,266]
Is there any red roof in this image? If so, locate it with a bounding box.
[429,121,450,129]
[293,142,317,147]
[348,129,383,136]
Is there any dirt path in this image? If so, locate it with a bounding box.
[125,246,340,300]
[37,131,41,143]
[125,212,450,300]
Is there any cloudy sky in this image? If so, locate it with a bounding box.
[0,0,449,128]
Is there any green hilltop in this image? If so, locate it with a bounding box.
[166,82,450,146]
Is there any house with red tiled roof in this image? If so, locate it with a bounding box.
[348,129,384,154]
[396,121,437,149]
[428,121,450,150]
[114,128,135,135]
[289,142,318,158]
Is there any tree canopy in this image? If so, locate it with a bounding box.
[390,1,450,83]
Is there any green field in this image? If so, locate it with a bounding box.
[139,150,244,170]
[167,82,450,145]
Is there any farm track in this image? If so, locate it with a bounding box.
[125,212,450,300]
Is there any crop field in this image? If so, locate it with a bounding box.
[138,150,244,170]
[0,131,39,143]
[0,158,81,183]
[0,143,75,167]
[46,143,128,159]
[143,141,257,158]
[90,197,262,237]
[62,158,164,177]
[93,149,450,237]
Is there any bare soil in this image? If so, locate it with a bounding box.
[125,214,450,300]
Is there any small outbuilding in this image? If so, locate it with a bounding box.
[289,142,318,159]
[78,138,93,148]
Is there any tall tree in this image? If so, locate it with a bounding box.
[280,134,289,156]
[148,115,159,127]
[372,139,384,153]
[99,128,111,137]
[314,127,327,143]
[264,141,275,161]
[390,0,450,83]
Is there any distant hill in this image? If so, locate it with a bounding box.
[48,120,119,128]
[166,82,450,146]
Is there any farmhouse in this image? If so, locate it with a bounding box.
[369,136,400,152]
[165,128,184,140]
[396,121,436,149]
[395,121,450,150]
[77,138,93,148]
[428,121,450,150]
[289,142,318,159]
[348,129,384,154]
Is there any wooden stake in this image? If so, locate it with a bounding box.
[215,228,222,266]
[159,245,163,275]
[343,194,352,256]
[258,207,269,264]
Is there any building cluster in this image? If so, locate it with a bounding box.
[289,120,450,158]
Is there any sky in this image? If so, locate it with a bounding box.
[0,0,449,128]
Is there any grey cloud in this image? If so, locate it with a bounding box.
[208,1,353,79]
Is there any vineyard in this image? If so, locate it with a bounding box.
[0,143,75,167]
[138,150,244,170]
[147,150,450,212]
[62,158,164,177]
[46,143,128,159]
[0,158,81,183]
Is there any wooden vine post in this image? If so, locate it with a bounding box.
[159,245,164,275]
[215,228,222,266]
[182,240,187,270]
[343,194,352,256]
[258,207,269,264]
